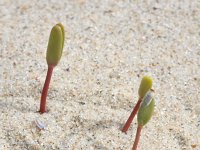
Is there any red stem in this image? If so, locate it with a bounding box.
[122,98,142,133]
[132,125,143,150]
[39,65,54,114]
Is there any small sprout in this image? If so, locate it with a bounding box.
[39,23,65,114]
[138,76,152,98]
[137,91,155,126]
[122,76,152,133]
[132,91,155,150]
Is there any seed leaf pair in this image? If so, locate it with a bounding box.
[46,23,65,66]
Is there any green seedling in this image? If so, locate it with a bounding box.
[122,76,152,133]
[132,91,155,150]
[39,23,65,114]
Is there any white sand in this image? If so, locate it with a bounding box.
[0,0,200,149]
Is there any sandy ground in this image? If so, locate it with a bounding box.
[0,0,200,149]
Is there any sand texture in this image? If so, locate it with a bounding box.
[0,0,200,150]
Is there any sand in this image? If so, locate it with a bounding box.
[0,0,200,149]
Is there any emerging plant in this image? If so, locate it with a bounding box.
[122,76,152,133]
[39,23,65,114]
[132,91,155,150]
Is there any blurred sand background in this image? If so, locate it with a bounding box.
[0,0,200,149]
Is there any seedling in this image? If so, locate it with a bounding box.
[39,23,65,114]
[132,91,155,150]
[122,76,152,133]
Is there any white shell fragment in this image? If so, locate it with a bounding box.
[142,91,153,107]
[35,120,45,130]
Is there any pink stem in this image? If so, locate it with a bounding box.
[122,98,142,133]
[39,65,54,114]
[132,125,143,150]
